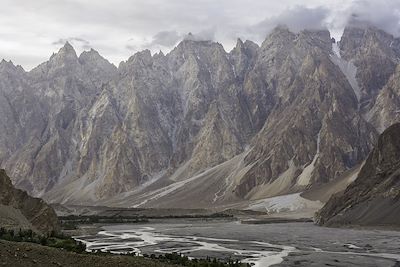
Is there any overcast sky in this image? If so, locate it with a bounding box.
[1,0,399,70]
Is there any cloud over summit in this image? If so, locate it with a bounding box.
[0,0,399,70]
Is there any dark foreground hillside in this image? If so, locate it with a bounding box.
[317,123,400,227]
[0,169,59,233]
[0,239,180,267]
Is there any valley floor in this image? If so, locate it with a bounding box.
[74,220,400,267]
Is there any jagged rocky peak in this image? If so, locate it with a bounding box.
[130,49,153,63]
[153,50,165,60]
[267,27,332,55]
[340,23,400,60]
[262,25,332,49]
[256,26,332,74]
[118,49,168,81]
[167,38,235,89]
[297,29,332,51]
[0,59,15,69]
[79,49,117,71]
[0,59,28,97]
[317,123,400,227]
[367,64,400,132]
[339,22,400,106]
[235,38,244,48]
[79,48,117,83]
[263,25,332,48]
[232,38,259,53]
[79,48,104,63]
[260,25,296,51]
[173,38,226,58]
[269,24,293,36]
[0,59,25,74]
[244,40,259,49]
[119,49,153,73]
[229,38,258,80]
[51,41,78,62]
[231,38,259,57]
[30,41,81,78]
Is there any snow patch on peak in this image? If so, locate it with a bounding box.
[330,43,362,105]
[332,42,341,59]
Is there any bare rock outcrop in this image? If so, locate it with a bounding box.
[316,123,400,227]
[0,169,59,233]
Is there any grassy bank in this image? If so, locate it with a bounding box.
[0,227,86,253]
[0,227,248,267]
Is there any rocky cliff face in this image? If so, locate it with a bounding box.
[1,44,117,199]
[0,24,399,208]
[367,65,400,132]
[237,29,377,200]
[316,123,400,227]
[339,24,400,129]
[0,169,59,233]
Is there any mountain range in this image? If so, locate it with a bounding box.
[1,23,399,209]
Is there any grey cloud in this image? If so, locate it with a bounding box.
[246,6,330,42]
[150,31,183,47]
[347,0,400,37]
[125,44,138,51]
[126,28,216,54]
[184,28,216,41]
[125,27,217,56]
[2,0,400,70]
[126,31,183,52]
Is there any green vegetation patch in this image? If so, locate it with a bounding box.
[0,227,86,253]
[0,228,249,266]
[143,252,250,267]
